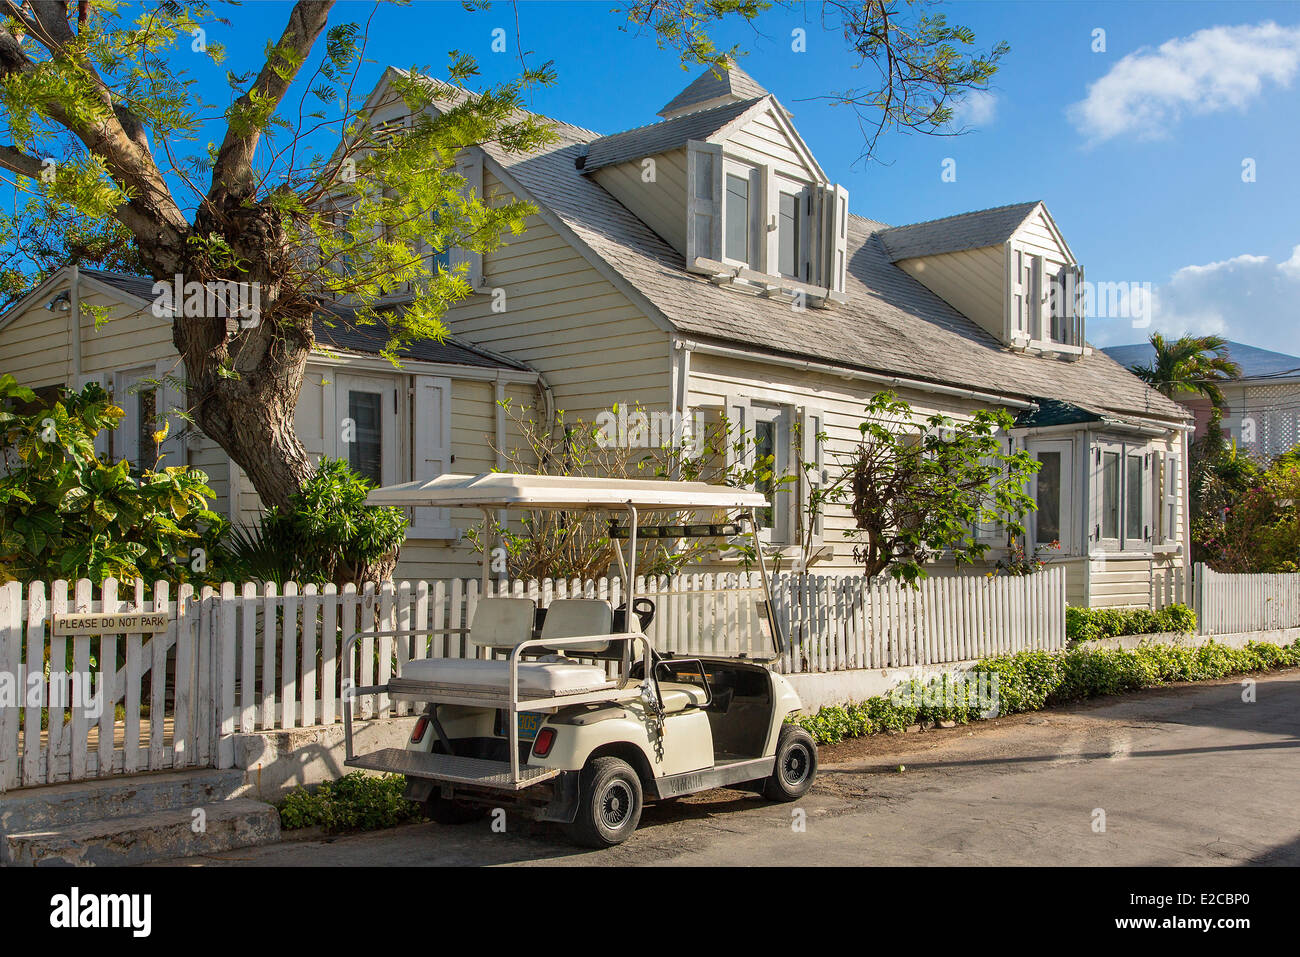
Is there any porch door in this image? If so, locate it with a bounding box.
[1028,440,1073,555]
[336,373,399,487]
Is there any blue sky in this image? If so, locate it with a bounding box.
[51,1,1300,351]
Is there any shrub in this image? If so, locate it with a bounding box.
[222,458,407,585]
[796,638,1300,745]
[1066,604,1196,643]
[277,772,424,833]
[0,376,228,585]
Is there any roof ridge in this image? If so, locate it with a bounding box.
[883,200,1040,234]
[588,94,767,143]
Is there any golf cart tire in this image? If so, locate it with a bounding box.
[423,796,490,825]
[563,756,643,848]
[763,725,818,802]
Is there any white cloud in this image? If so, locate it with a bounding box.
[948,89,997,128]
[1069,22,1300,143]
[1088,247,1300,349]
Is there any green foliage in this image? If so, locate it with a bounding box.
[222,458,407,586]
[844,391,1041,585]
[0,377,228,585]
[1128,333,1241,409]
[468,401,790,580]
[1066,604,1197,643]
[1192,440,1300,573]
[795,639,1300,744]
[277,772,424,833]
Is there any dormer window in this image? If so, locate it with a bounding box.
[686,141,848,300]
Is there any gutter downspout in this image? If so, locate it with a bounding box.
[679,338,1039,411]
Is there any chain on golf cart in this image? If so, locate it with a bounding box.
[639,680,667,760]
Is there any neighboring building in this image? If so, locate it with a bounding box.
[0,63,1193,607]
[1103,341,1300,459]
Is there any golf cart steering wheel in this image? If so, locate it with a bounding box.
[617,597,656,632]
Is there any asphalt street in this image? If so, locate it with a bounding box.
[162,671,1300,866]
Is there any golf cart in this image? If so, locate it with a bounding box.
[343,472,817,848]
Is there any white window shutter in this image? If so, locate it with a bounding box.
[1141,451,1154,544]
[74,372,112,459]
[800,406,826,545]
[1162,451,1180,545]
[1072,264,1086,345]
[830,184,849,294]
[409,375,453,538]
[453,152,487,290]
[723,394,753,475]
[154,360,185,469]
[686,141,723,263]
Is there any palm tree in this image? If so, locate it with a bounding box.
[1128,334,1243,411]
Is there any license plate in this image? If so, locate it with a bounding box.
[511,712,544,741]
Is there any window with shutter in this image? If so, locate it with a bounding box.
[451,154,486,290]
[1161,451,1180,545]
[409,375,453,538]
[799,406,826,546]
[686,141,722,263]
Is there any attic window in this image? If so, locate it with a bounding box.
[778,192,800,279]
[724,172,753,265]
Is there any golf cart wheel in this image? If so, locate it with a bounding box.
[423,796,489,825]
[563,756,643,848]
[763,725,818,802]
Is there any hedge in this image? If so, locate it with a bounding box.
[1066,603,1197,643]
[278,772,424,833]
[796,639,1300,745]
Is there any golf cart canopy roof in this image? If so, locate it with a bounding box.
[366,472,768,511]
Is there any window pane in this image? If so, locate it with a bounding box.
[778,192,799,278]
[1126,454,1144,540]
[348,391,383,485]
[1102,451,1120,539]
[754,418,776,530]
[1035,451,1061,544]
[135,388,157,473]
[724,173,749,263]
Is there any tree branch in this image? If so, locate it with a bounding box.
[209,0,335,198]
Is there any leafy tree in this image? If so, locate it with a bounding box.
[0,1,1005,581]
[1127,333,1242,415]
[841,391,1039,583]
[468,400,792,580]
[1192,442,1300,573]
[0,375,228,584]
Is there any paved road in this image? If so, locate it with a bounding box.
[167,672,1300,866]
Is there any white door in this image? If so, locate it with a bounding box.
[1028,440,1073,555]
[336,373,399,487]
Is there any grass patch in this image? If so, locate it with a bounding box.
[796,639,1300,745]
[277,772,425,833]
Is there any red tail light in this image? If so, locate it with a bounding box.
[411,714,430,743]
[532,727,556,758]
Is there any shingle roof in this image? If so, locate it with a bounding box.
[81,270,529,372]
[1102,341,1300,381]
[581,96,763,172]
[475,123,1188,424]
[657,63,769,118]
[878,201,1041,261]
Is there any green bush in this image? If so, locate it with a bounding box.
[0,375,228,585]
[223,458,407,585]
[796,639,1300,745]
[1066,603,1196,643]
[277,772,424,833]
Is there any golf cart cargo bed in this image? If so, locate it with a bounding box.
[385,676,639,710]
[345,748,560,790]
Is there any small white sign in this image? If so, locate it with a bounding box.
[52,612,171,636]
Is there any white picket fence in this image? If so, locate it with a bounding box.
[1193,564,1300,635]
[1,567,1065,790]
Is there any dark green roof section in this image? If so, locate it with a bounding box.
[1014,398,1101,430]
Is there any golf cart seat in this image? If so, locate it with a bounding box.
[398,597,615,697]
[657,681,709,714]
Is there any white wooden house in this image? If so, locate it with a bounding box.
[0,63,1193,606]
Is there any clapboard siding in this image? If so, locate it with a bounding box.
[592,147,689,255]
[897,245,1005,341]
[725,105,819,182]
[443,167,671,421]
